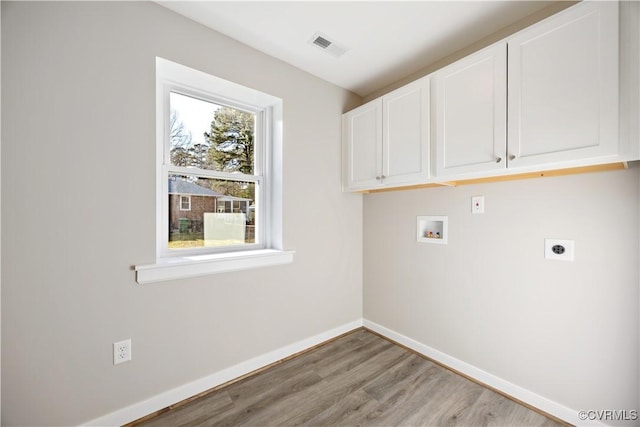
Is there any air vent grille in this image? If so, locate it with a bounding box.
[309,32,348,58]
[313,36,332,49]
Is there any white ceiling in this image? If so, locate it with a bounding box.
[158,1,557,97]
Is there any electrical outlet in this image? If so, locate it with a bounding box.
[113,339,132,365]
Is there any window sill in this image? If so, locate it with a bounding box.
[134,249,295,284]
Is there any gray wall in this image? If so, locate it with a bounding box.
[364,167,639,423]
[1,2,362,425]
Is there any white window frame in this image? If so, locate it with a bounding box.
[179,195,191,211]
[134,58,293,284]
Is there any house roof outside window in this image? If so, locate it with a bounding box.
[168,179,223,197]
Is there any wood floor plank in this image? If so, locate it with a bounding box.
[302,389,380,426]
[364,363,451,426]
[391,369,486,426]
[134,330,566,427]
[312,331,395,378]
[362,352,436,402]
[214,332,385,426]
[458,388,562,427]
[139,391,234,427]
[209,370,324,427]
[233,343,409,426]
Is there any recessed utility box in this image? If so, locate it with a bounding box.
[417,216,448,244]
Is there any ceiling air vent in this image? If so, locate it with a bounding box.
[313,35,332,49]
[309,32,347,58]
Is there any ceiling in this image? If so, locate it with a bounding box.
[158,1,557,97]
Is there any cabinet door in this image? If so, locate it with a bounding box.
[508,1,619,168]
[342,99,383,190]
[433,43,507,177]
[382,76,430,186]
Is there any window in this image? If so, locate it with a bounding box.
[179,195,191,211]
[166,91,260,252]
[134,58,293,284]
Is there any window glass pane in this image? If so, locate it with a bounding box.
[179,196,190,211]
[168,174,257,250]
[170,92,255,174]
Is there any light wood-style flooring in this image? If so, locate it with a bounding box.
[132,329,567,427]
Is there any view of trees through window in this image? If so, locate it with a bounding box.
[168,92,258,249]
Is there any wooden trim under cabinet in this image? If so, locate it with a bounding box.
[360,162,629,194]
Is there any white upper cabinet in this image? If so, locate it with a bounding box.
[507,1,619,168]
[343,77,429,191]
[433,43,507,177]
[343,99,383,190]
[343,0,630,191]
[432,1,619,179]
[381,77,430,187]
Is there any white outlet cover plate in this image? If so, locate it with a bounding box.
[113,339,132,365]
[545,239,575,261]
[471,196,484,214]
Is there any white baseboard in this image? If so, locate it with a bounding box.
[83,318,607,427]
[363,319,607,427]
[82,319,364,427]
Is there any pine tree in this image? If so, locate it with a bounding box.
[204,107,255,174]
